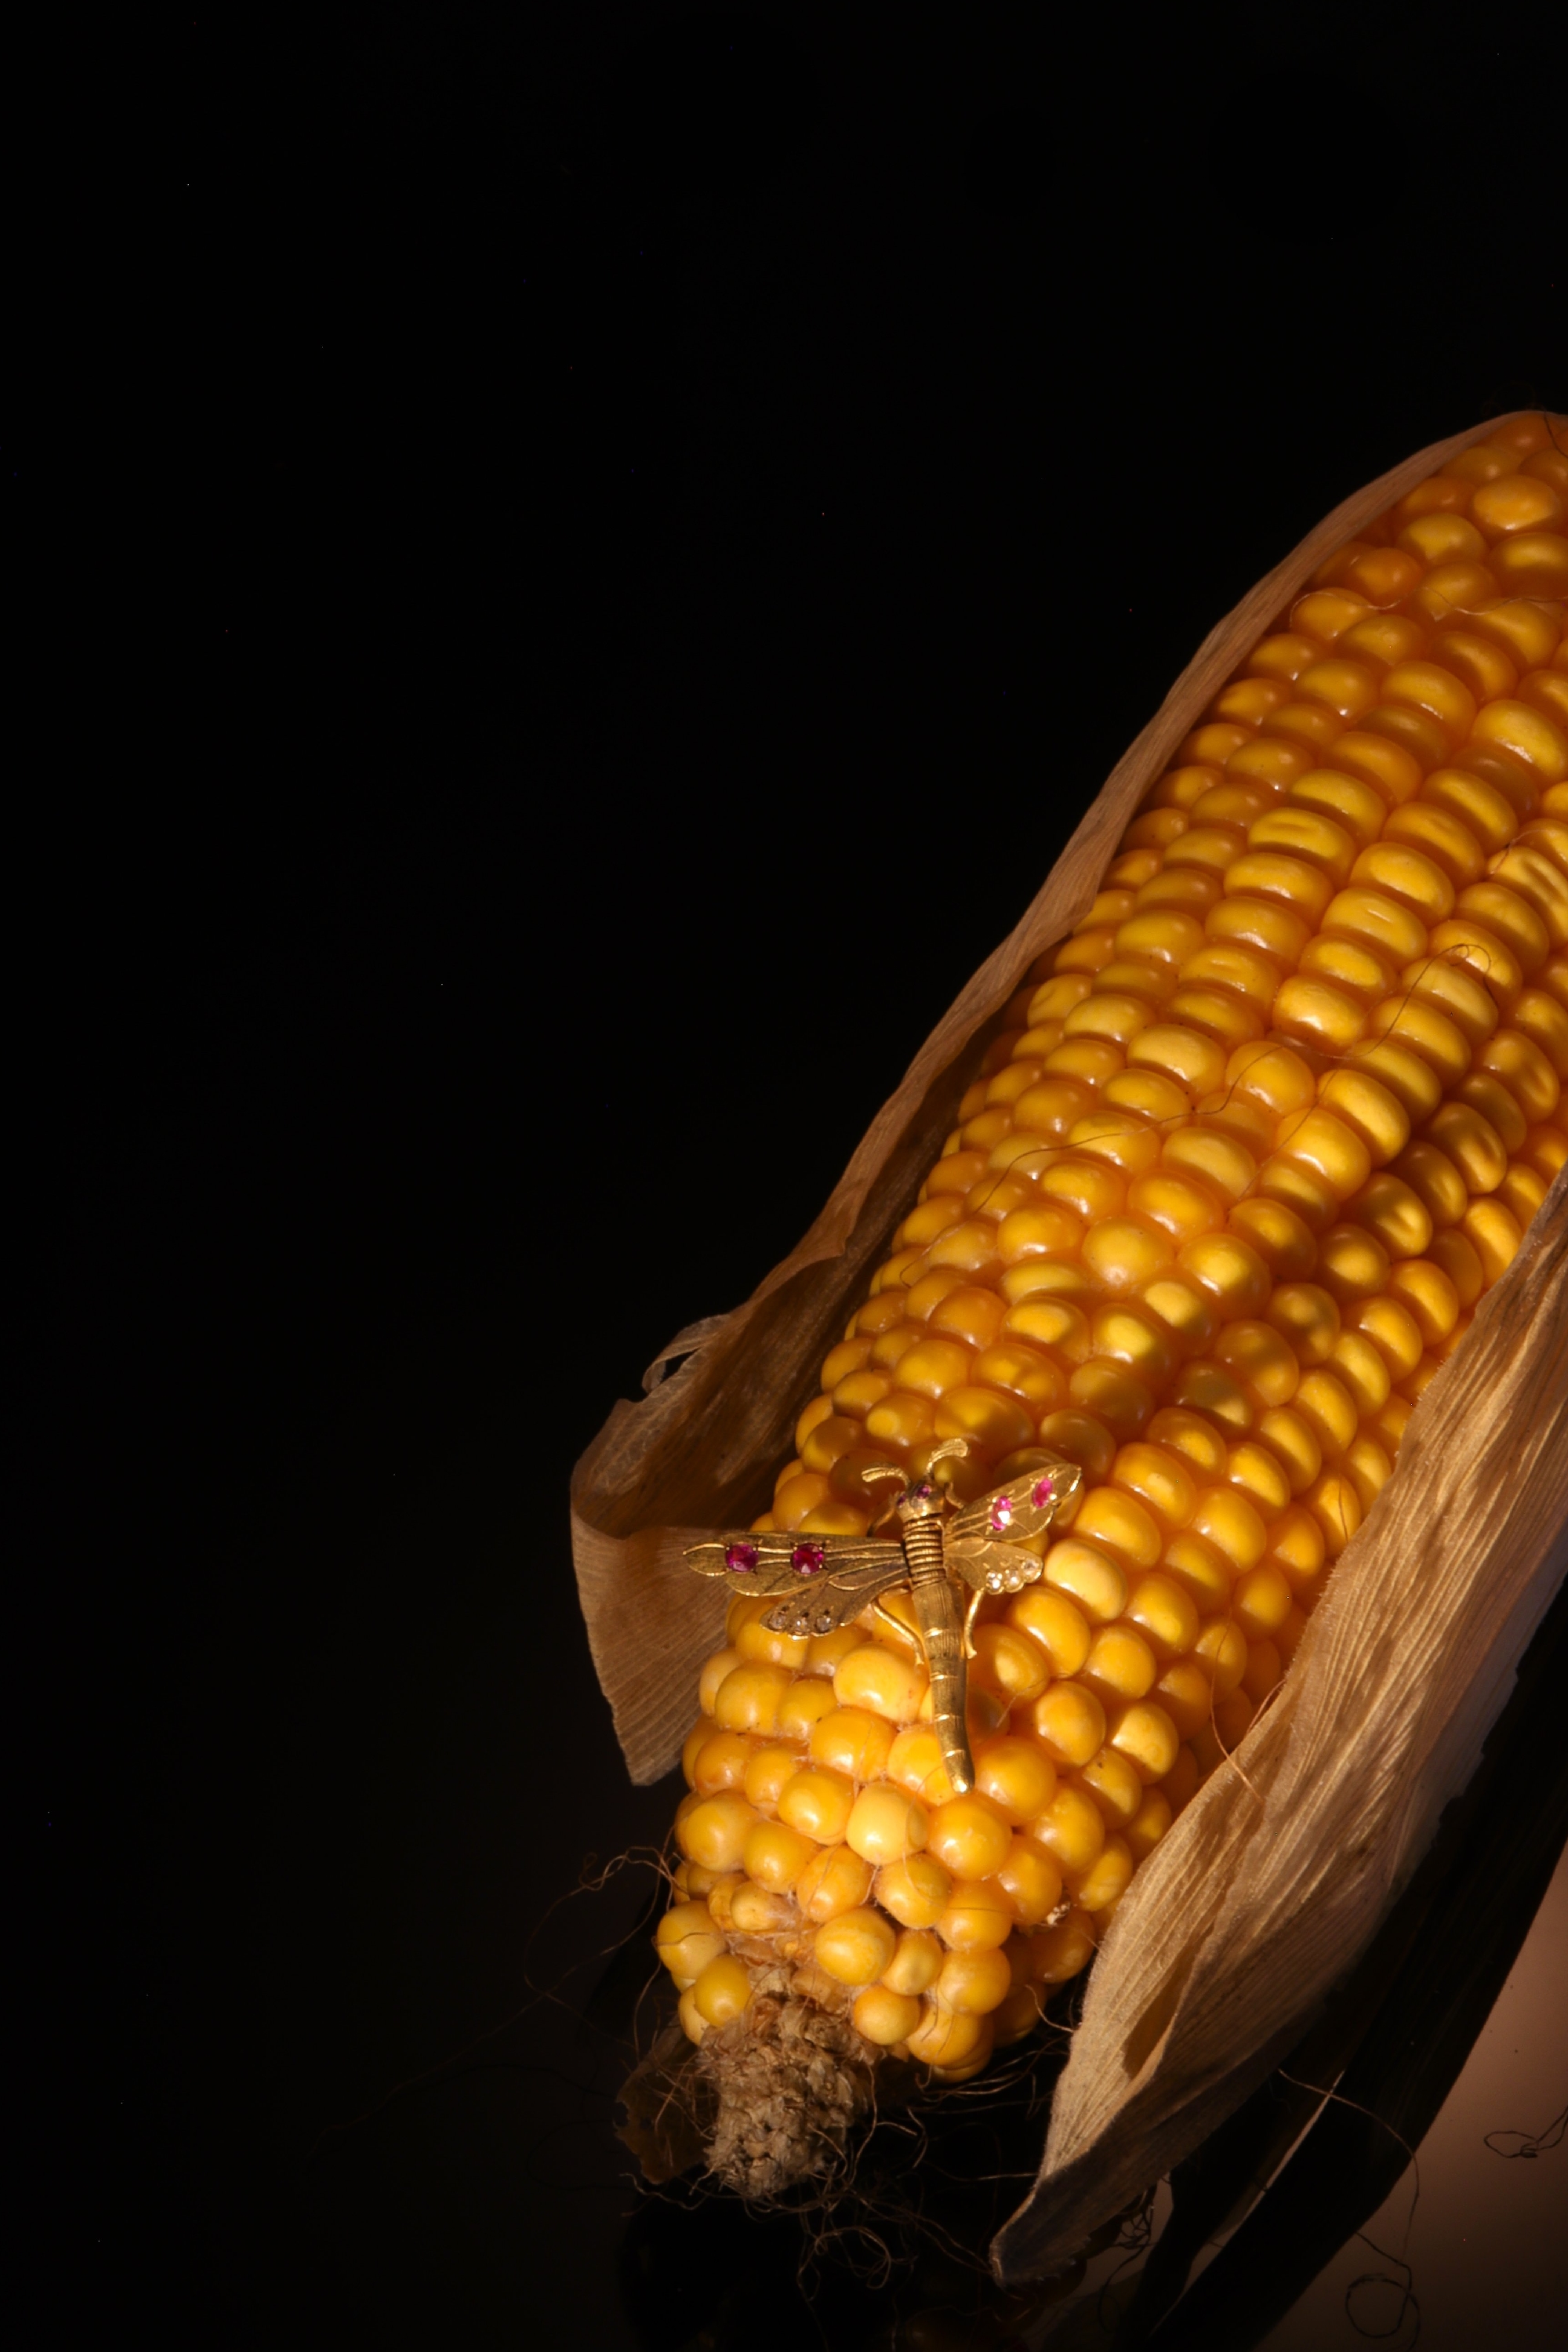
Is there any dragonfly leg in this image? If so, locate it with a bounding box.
[962,1583,985,1661]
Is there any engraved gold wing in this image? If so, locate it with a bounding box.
[683,1528,909,1637]
[943,1452,1083,1595]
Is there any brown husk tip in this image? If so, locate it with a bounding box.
[615,2021,711,2187]
[700,1973,879,2201]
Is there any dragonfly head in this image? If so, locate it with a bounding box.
[895,1479,942,1523]
[894,1438,971,1523]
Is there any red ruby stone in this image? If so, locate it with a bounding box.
[1032,1475,1055,1508]
[725,1541,759,1573]
[790,1542,826,1577]
[989,1495,1014,1531]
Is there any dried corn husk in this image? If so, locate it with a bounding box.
[991,1178,1565,2280]
[571,412,1568,2271]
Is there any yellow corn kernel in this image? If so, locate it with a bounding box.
[681,1719,715,1788]
[775,1676,841,1740]
[906,2002,989,2069]
[1347,1288,1424,1377]
[884,1723,960,1807]
[1330,1329,1392,1414]
[1029,1679,1109,1767]
[1109,1700,1181,1783]
[1464,1196,1523,1283]
[698,1647,742,1715]
[814,1907,898,1987]
[1269,1503,1327,1590]
[1109,1439,1198,1527]
[1076,1744,1145,1827]
[994,1835,1065,1925]
[1029,1781,1107,1877]
[1080,1623,1160,1704]
[874,1853,952,1931]
[1029,1909,1098,1986]
[808,1704,895,1782]
[692,1953,753,2027]
[1308,1470,1363,1555]
[1127,1787,1175,1861]
[728,1882,794,1936]
[1074,1484,1164,1569]
[1232,1565,1293,1639]
[1073,1835,1135,1915]
[935,1944,1013,2015]
[936,1877,1018,1951]
[1160,1529,1235,1612]
[776,1766,855,1846]
[1037,1406,1118,1478]
[1150,1658,1211,1739]
[845,1784,927,1865]
[742,1820,817,1893]
[1044,1536,1129,1622]
[1293,1370,1360,1458]
[968,1621,1052,1704]
[880,1926,944,1996]
[655,1901,726,1984]
[1194,1619,1248,1698]
[1345,1435,1393,1509]
[1189,1484,1269,1571]
[691,1729,754,1795]
[713,1661,794,1737]
[973,1735,1058,1824]
[678,1791,760,1873]
[1431,1228,1485,1308]
[702,1872,741,1925]
[799,1844,884,1919]
[1225,1440,1291,1515]
[852,1984,922,2045]
[741,1741,803,1813]
[832,1643,927,1723]
[1004,1584,1093,1675]
[1123,1572,1201,1659]
[926,1793,1012,1880]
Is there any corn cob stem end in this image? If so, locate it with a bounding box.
[619,1960,884,2199]
[697,1968,879,2201]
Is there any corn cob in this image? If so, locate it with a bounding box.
[655,415,1568,2198]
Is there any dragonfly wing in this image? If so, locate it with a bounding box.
[684,1531,906,1633]
[946,1536,1047,1596]
[761,1546,909,1638]
[684,1530,809,1598]
[946,1451,1083,1548]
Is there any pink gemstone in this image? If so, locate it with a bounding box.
[989,1495,1014,1531]
[791,1542,826,1577]
[1032,1475,1056,1508]
[725,1541,759,1574]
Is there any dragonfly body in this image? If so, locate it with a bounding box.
[899,1508,972,1791]
[684,1440,1083,1798]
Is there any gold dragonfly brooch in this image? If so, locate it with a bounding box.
[685,1439,1082,1795]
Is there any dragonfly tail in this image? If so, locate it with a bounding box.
[910,1568,975,1796]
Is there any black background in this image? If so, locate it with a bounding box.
[20,6,1566,2347]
